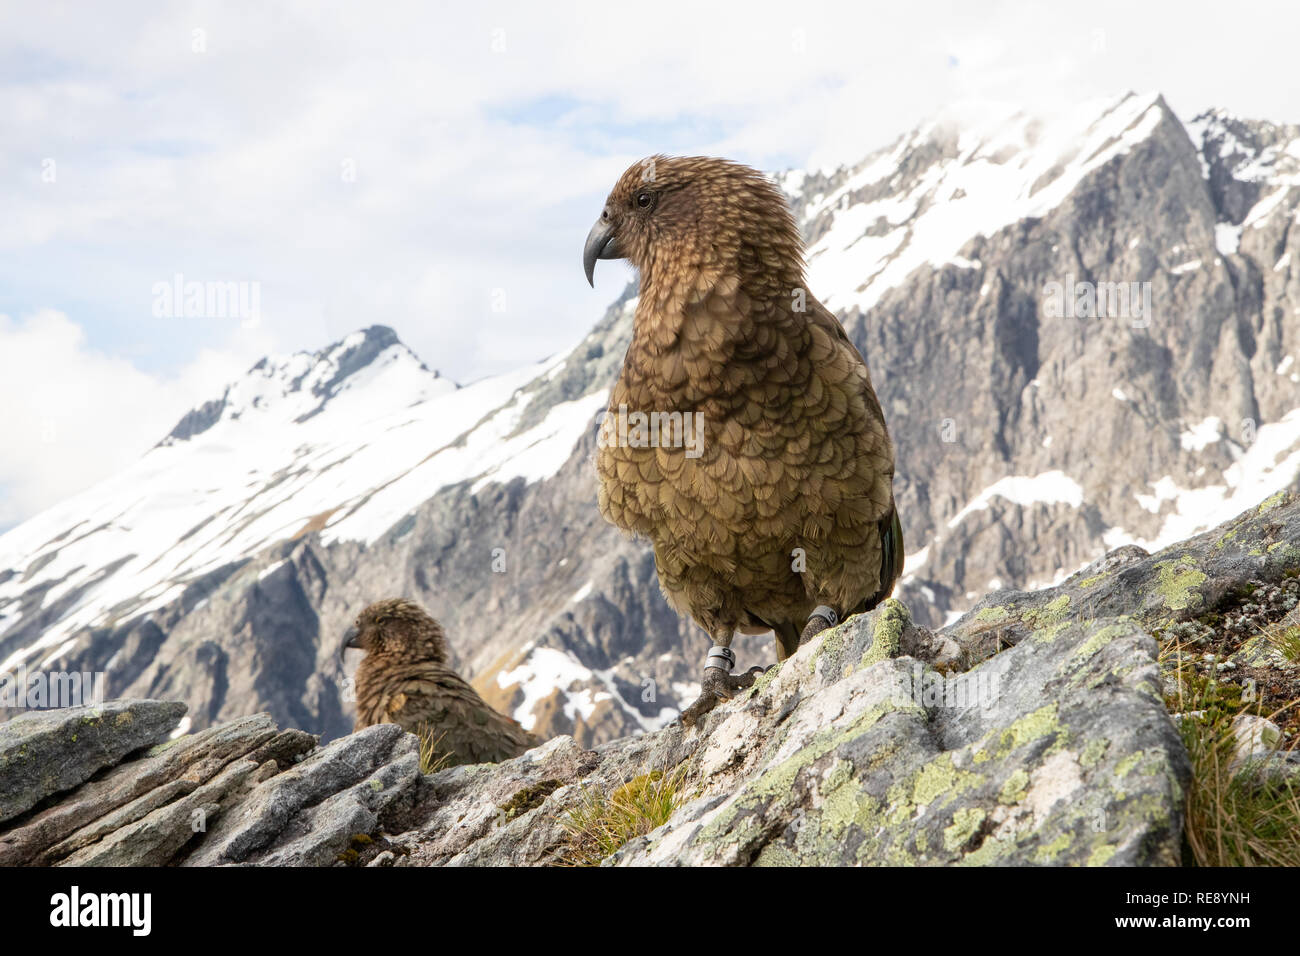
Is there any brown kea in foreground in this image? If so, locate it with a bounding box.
[342,598,539,766]
[584,155,903,726]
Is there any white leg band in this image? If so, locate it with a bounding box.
[705,645,736,672]
[810,605,839,626]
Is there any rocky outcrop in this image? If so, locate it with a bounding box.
[5,97,1298,752]
[0,700,187,824]
[388,603,1187,866]
[0,704,418,867]
[4,493,1294,866]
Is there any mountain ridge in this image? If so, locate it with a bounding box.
[2,91,1298,745]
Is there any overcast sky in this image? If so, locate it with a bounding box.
[1,0,1297,530]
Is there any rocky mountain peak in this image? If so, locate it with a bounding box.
[160,325,444,446]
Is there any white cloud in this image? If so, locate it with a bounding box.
[0,310,265,527]
[0,0,1298,527]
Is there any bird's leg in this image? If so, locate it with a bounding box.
[679,634,763,729]
[798,605,840,646]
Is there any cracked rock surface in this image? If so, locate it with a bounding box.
[1,493,1296,866]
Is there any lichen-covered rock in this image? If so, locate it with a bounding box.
[364,598,1188,867]
[60,756,263,866]
[945,489,1300,665]
[3,494,1295,866]
[0,704,414,867]
[608,607,1186,866]
[1,713,282,865]
[0,699,186,825]
[385,496,1300,867]
[181,722,420,866]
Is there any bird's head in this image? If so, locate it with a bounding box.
[583,155,803,299]
[341,598,448,666]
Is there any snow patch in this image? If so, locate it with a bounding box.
[496,646,609,732]
[1179,416,1223,452]
[947,471,1084,530]
[805,92,1166,315]
[1215,223,1241,255]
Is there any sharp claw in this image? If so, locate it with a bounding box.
[679,692,721,729]
[679,660,773,728]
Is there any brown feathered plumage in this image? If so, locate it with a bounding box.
[583,155,903,724]
[343,598,540,766]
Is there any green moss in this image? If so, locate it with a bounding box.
[943,807,986,852]
[1088,844,1117,866]
[960,835,1012,866]
[1078,574,1105,589]
[974,605,1010,624]
[1114,751,1144,778]
[499,779,562,820]
[1153,559,1207,612]
[753,841,801,867]
[991,704,1064,759]
[1080,738,1109,769]
[999,769,1030,803]
[1258,490,1288,514]
[1031,620,1073,644]
[1034,833,1072,862]
[749,661,783,696]
[907,752,981,808]
[1070,621,1132,664]
[860,599,907,669]
[811,624,848,674]
[820,760,881,836]
[1024,595,1071,628]
[694,698,914,851]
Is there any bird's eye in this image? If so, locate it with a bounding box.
[636,190,653,209]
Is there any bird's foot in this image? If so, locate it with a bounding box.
[798,605,840,646]
[679,661,764,729]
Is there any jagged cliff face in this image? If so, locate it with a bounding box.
[1,92,1297,746]
[844,95,1300,627]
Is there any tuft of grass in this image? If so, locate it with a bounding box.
[415,723,453,775]
[1265,623,1300,665]
[1164,631,1300,865]
[1160,630,1253,723]
[558,767,687,866]
[1160,631,1300,865]
[1180,710,1300,866]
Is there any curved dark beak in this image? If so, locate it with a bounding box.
[583,214,621,287]
[339,624,361,663]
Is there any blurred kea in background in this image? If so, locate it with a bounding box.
[584,155,903,727]
[342,598,540,766]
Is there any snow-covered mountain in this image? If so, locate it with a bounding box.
[0,327,605,673]
[2,91,1298,744]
